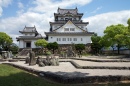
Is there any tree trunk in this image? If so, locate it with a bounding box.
[53,49,55,54]
[117,44,120,54]
[111,46,114,55]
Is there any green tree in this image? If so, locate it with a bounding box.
[0,32,13,51]
[124,18,130,55]
[104,24,126,54]
[10,43,19,55]
[35,39,48,48]
[75,44,85,56]
[46,42,58,54]
[35,39,48,54]
[99,36,111,53]
[91,33,102,54]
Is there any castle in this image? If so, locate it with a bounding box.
[16,8,94,55]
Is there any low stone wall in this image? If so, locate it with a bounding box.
[60,60,130,70]
[60,57,130,62]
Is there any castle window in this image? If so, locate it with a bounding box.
[73,38,77,41]
[69,18,72,20]
[61,18,64,20]
[62,38,66,41]
[64,28,69,31]
[70,28,75,31]
[81,38,83,41]
[70,38,72,41]
[57,38,58,41]
[73,18,76,20]
[59,38,61,41]
[68,38,69,41]
[65,18,68,21]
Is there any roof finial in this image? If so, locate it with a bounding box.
[58,7,60,13]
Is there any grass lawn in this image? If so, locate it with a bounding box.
[0,64,130,86]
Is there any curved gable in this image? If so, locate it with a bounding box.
[54,20,85,32]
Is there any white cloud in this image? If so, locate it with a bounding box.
[84,10,130,36]
[0,0,12,17]
[91,6,102,13]
[0,0,12,7]
[29,0,92,14]
[0,7,3,16]
[18,2,24,9]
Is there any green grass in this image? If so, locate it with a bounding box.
[1,64,130,86]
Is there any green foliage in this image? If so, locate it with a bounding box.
[47,42,58,54]
[10,43,19,54]
[127,18,130,30]
[99,36,111,48]
[75,44,85,54]
[124,18,130,49]
[104,24,126,54]
[91,33,102,54]
[91,33,101,43]
[35,39,48,48]
[0,32,13,51]
[46,51,52,55]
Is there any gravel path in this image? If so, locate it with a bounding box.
[72,60,130,67]
[1,61,130,77]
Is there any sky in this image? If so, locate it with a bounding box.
[0,0,130,44]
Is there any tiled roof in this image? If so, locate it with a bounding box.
[50,21,89,24]
[58,8,78,15]
[45,32,94,36]
[35,34,43,38]
[16,35,43,40]
[19,26,38,33]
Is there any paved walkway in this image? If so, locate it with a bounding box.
[1,58,130,77]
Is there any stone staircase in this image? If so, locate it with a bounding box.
[18,49,32,56]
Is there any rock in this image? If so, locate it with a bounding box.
[25,57,30,64]
[36,57,45,67]
[36,57,42,64]
[43,59,49,66]
[38,61,45,67]
[29,51,36,66]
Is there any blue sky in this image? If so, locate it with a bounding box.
[0,0,130,44]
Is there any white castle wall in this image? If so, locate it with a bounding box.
[48,35,91,44]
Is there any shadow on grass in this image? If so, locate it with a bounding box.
[0,72,60,86]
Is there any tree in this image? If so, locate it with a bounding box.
[91,33,102,54]
[46,42,58,54]
[75,44,85,56]
[0,32,13,51]
[124,18,130,55]
[35,39,48,48]
[99,36,111,53]
[10,43,19,54]
[104,24,126,54]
